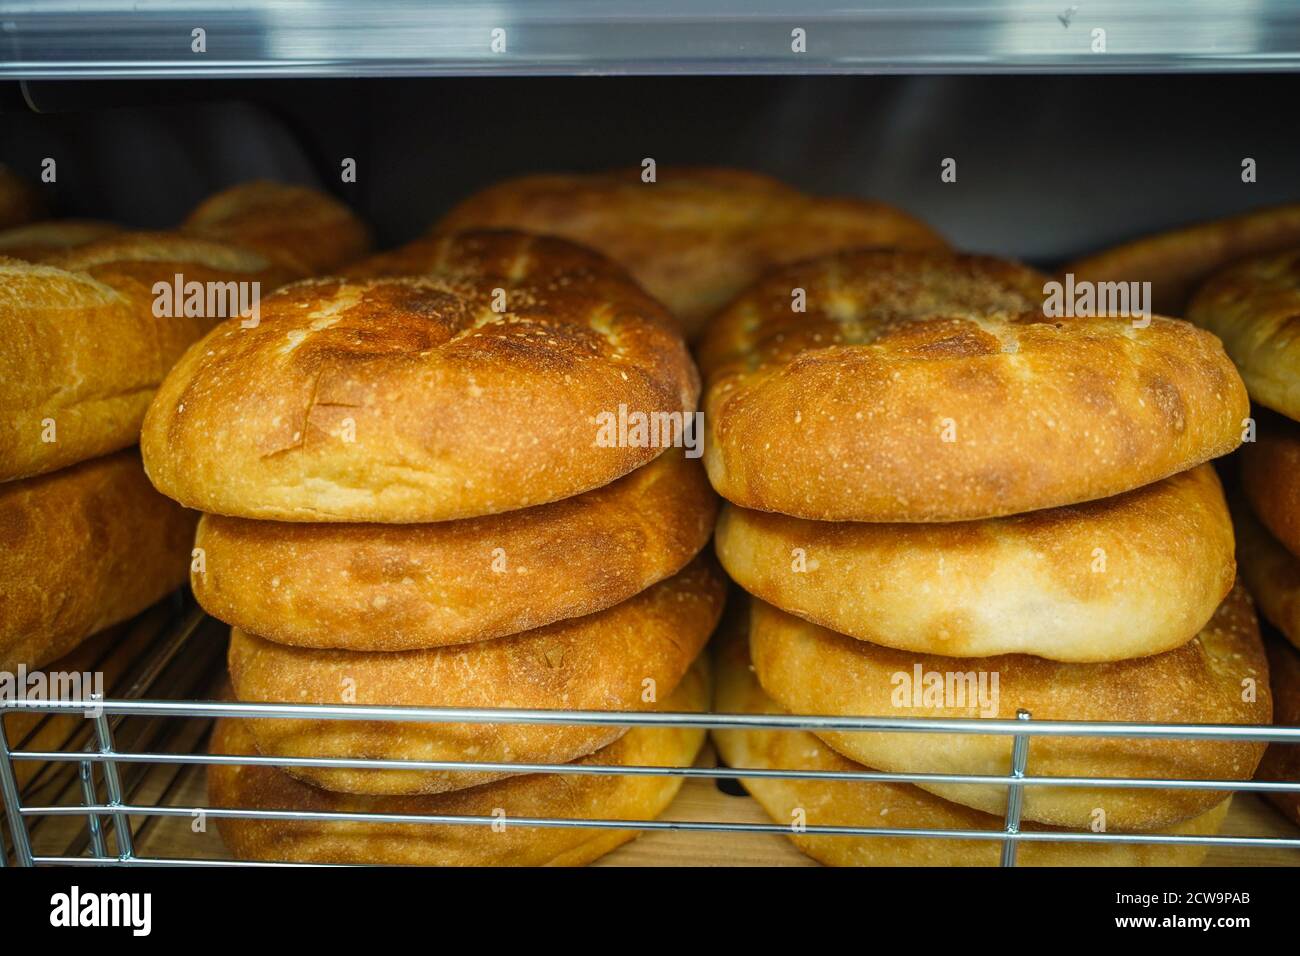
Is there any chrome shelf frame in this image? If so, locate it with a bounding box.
[3,690,1299,868]
[0,596,227,867]
[3,1,1300,79]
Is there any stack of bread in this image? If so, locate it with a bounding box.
[2,182,364,678]
[1068,210,1300,830]
[1182,247,1300,828]
[140,231,724,865]
[697,248,1273,865]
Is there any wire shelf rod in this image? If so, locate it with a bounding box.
[18,803,1300,850]
[9,748,1300,794]
[3,698,1299,742]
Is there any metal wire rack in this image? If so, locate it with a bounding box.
[3,604,1300,867]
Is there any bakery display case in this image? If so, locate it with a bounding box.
[2,1,1300,877]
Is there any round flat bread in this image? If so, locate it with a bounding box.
[713,626,1230,866]
[141,233,699,522]
[716,464,1234,662]
[1234,501,1300,653]
[227,557,724,795]
[700,249,1247,522]
[182,180,373,276]
[1256,639,1300,828]
[1187,247,1300,421]
[209,660,709,866]
[437,167,947,338]
[748,588,1270,831]
[1240,410,1300,559]
[1065,203,1300,316]
[194,448,717,651]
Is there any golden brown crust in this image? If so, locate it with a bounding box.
[347,228,656,293]
[228,557,724,795]
[748,587,1270,830]
[437,167,948,337]
[0,220,122,261]
[209,660,709,866]
[0,235,296,482]
[1234,501,1300,654]
[142,234,700,522]
[1240,410,1300,559]
[1187,248,1300,420]
[716,464,1234,662]
[182,180,373,276]
[0,166,43,230]
[1256,639,1300,828]
[712,623,1229,866]
[701,249,1249,521]
[0,450,196,671]
[0,257,142,480]
[45,229,286,277]
[1065,203,1300,316]
[194,449,716,650]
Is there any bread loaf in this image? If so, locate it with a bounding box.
[1,236,294,481]
[437,167,947,337]
[1240,410,1300,559]
[716,464,1234,662]
[1065,203,1300,316]
[701,249,1248,521]
[1188,248,1300,421]
[748,588,1270,831]
[1256,639,1300,828]
[0,450,195,671]
[183,180,372,276]
[713,622,1230,866]
[142,236,699,521]
[227,558,724,795]
[1234,501,1300,653]
[194,448,716,650]
[210,660,709,866]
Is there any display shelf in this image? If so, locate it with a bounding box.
[3,1,1300,79]
[30,743,1300,867]
[5,600,1299,867]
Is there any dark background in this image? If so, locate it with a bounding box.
[2,73,1297,264]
